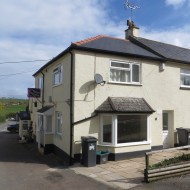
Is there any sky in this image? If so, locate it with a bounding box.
[1,0,190,99]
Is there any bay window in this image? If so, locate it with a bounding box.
[102,116,113,144]
[101,114,149,146]
[110,60,141,84]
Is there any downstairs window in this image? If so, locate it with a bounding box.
[101,114,149,146]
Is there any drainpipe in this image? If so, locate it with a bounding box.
[69,51,74,165]
[40,71,45,108]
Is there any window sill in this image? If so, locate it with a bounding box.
[53,83,62,88]
[45,132,54,135]
[180,86,190,90]
[108,81,142,86]
[98,141,151,147]
[55,133,62,139]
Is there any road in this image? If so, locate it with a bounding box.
[0,123,116,190]
[131,175,190,190]
[2,122,190,190]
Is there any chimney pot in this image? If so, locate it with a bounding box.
[125,20,139,39]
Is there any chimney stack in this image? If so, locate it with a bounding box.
[125,20,139,39]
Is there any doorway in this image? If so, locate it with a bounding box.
[38,115,44,148]
[162,111,173,149]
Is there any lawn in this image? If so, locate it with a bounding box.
[0,98,28,123]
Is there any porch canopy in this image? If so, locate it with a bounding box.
[95,97,155,114]
[37,105,54,115]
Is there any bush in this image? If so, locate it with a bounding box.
[0,115,6,123]
[5,112,16,119]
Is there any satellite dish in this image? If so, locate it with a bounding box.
[94,73,105,86]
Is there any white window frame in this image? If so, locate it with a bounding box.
[56,112,62,135]
[37,114,43,132]
[100,114,150,147]
[109,60,141,85]
[53,65,63,86]
[180,68,190,88]
[100,115,114,145]
[38,76,43,89]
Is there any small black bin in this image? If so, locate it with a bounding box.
[96,150,110,164]
[177,128,190,146]
[81,136,97,167]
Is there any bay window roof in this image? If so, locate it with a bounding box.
[95,97,155,114]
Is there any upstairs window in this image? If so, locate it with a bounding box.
[38,76,43,89]
[180,69,190,87]
[53,65,63,86]
[110,60,141,84]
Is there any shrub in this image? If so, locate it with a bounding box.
[0,115,6,123]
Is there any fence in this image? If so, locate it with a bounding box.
[144,145,190,182]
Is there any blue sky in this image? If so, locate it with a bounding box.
[1,0,190,98]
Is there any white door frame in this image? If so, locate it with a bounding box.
[37,114,44,148]
[162,111,174,148]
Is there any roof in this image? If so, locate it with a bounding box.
[33,34,190,76]
[37,105,53,113]
[130,36,190,64]
[95,97,155,114]
[72,35,162,60]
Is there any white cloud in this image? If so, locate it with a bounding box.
[0,0,124,98]
[165,0,187,8]
[1,0,190,98]
[141,25,190,48]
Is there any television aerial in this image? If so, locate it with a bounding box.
[124,0,140,21]
[94,73,105,86]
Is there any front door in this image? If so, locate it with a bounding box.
[38,115,44,147]
[162,111,173,148]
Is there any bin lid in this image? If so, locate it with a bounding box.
[177,128,190,132]
[81,136,97,142]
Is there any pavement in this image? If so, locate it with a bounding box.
[71,157,145,189]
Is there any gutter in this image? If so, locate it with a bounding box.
[40,71,45,108]
[69,51,74,165]
[73,113,98,125]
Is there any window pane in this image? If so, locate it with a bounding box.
[53,65,62,85]
[110,69,130,82]
[117,115,147,143]
[163,113,168,131]
[54,72,60,85]
[38,77,43,89]
[181,74,190,86]
[111,62,130,68]
[181,69,190,75]
[38,115,43,130]
[57,113,62,134]
[103,116,112,143]
[46,116,52,132]
[132,65,140,82]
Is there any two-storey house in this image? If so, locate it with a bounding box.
[29,22,190,164]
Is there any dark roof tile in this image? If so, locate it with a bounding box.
[131,37,190,63]
[96,97,155,113]
[73,35,162,59]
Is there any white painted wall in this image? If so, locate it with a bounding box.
[73,50,190,154]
